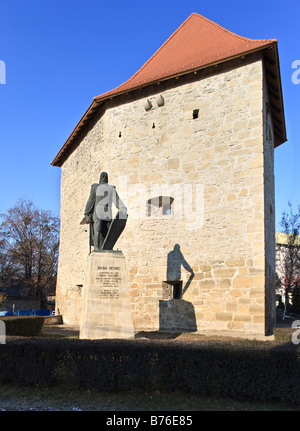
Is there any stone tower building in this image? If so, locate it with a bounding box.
[52,13,286,336]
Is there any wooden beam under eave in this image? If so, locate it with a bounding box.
[270,101,282,115]
[265,67,277,81]
[268,89,280,101]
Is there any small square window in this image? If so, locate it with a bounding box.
[163,280,183,299]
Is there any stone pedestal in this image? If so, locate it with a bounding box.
[80,250,134,339]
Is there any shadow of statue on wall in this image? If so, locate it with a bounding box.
[166,244,194,296]
[159,244,197,332]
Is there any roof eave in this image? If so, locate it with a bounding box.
[51,100,99,167]
[263,43,287,147]
[94,42,277,102]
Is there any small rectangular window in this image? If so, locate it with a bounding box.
[173,281,183,299]
[162,203,172,215]
[147,196,174,217]
[193,109,199,119]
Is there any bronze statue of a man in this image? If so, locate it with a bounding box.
[84,172,127,251]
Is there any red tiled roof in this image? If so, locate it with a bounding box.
[94,13,276,101]
[52,13,286,167]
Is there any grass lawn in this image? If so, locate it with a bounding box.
[0,383,299,411]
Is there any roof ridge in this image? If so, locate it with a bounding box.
[94,15,193,100]
[193,12,277,44]
[128,14,193,81]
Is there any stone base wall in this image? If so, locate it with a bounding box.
[55,54,275,336]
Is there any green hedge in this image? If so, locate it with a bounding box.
[0,316,44,336]
[0,337,299,404]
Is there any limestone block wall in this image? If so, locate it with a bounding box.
[55,54,275,335]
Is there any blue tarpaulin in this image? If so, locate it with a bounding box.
[0,310,52,317]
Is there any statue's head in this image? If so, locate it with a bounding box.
[99,171,108,184]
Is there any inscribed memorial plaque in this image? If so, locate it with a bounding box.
[80,251,134,340]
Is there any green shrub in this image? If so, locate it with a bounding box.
[0,316,44,336]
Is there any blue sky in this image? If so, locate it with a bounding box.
[0,0,299,231]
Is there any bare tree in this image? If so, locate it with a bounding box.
[0,292,6,307]
[0,199,59,304]
[276,202,300,319]
[0,235,13,283]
